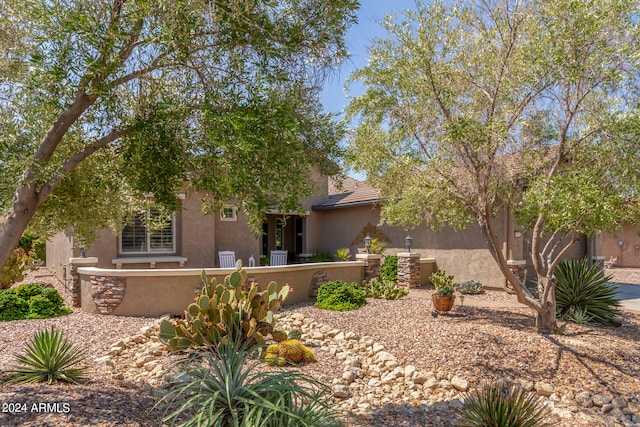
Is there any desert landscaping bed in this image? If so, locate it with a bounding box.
[0,269,639,426]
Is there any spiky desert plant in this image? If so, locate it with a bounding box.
[554,258,621,326]
[8,327,87,384]
[158,331,343,426]
[457,382,551,427]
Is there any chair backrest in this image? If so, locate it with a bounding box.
[270,250,288,266]
[218,251,236,268]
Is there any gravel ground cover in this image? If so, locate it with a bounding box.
[0,268,638,426]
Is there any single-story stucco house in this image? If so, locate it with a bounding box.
[47,173,613,289]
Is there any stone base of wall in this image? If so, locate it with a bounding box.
[90,276,126,314]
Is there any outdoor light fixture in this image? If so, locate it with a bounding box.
[80,246,86,258]
[364,235,372,254]
[405,235,413,253]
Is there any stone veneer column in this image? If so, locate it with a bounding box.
[592,256,605,270]
[67,257,98,307]
[506,259,527,284]
[355,254,382,282]
[90,276,127,314]
[397,252,421,289]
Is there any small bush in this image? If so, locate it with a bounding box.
[8,327,87,384]
[316,280,367,311]
[456,280,485,295]
[457,382,551,427]
[363,277,408,300]
[310,251,334,263]
[0,291,29,321]
[0,284,71,322]
[380,255,398,283]
[554,258,621,326]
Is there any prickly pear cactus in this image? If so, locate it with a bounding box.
[1,248,31,290]
[159,266,292,350]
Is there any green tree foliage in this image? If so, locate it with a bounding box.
[0,0,359,268]
[346,0,640,333]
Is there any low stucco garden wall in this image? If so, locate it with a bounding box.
[77,262,365,317]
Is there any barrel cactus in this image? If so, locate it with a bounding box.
[263,339,315,365]
[159,266,291,350]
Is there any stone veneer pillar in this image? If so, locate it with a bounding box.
[67,257,98,307]
[90,275,127,314]
[355,253,382,282]
[592,256,605,270]
[506,259,527,284]
[397,252,421,289]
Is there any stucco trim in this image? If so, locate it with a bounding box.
[78,261,365,277]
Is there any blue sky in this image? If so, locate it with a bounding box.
[320,0,419,116]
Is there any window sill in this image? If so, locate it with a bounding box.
[112,256,187,269]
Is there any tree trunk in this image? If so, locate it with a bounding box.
[534,275,558,334]
[0,185,40,270]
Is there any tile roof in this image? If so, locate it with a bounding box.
[312,177,380,211]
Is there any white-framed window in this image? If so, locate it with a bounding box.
[120,209,175,254]
[220,206,237,222]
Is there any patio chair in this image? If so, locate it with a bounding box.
[218,251,236,268]
[270,250,288,266]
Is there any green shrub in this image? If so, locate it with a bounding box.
[0,284,71,322]
[380,255,398,283]
[158,333,343,426]
[363,277,408,300]
[554,258,621,326]
[310,251,334,263]
[316,280,367,311]
[456,280,485,295]
[0,291,29,321]
[457,382,551,427]
[18,233,46,262]
[8,327,88,384]
[14,283,46,300]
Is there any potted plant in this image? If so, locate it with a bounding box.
[430,270,456,312]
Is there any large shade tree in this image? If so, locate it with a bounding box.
[0,0,359,268]
[346,0,640,333]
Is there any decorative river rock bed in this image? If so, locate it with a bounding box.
[97,313,640,427]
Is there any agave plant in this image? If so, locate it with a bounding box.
[554,258,621,326]
[8,327,87,384]
[457,382,551,427]
[158,325,344,427]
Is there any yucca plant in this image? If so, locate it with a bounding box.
[8,327,87,384]
[157,324,344,427]
[554,258,621,326]
[457,382,551,427]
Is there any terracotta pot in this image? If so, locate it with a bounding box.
[432,294,455,311]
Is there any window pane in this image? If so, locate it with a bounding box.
[121,214,147,252]
[149,220,173,252]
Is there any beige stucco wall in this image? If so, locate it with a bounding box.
[78,262,365,317]
[603,224,640,267]
[315,205,508,288]
[46,228,75,282]
[213,208,261,267]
